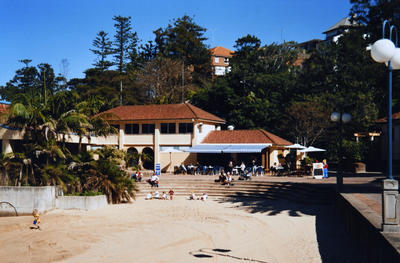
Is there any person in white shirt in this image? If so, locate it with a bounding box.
[201,193,208,201]
[154,191,160,199]
[240,162,246,173]
[151,174,159,187]
[145,192,153,200]
[162,192,167,200]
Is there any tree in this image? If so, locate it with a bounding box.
[154,15,212,84]
[137,56,192,104]
[192,35,299,132]
[91,30,113,71]
[112,15,138,73]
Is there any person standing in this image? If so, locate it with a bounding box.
[169,189,174,200]
[323,159,328,178]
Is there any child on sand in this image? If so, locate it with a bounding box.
[169,189,174,200]
[32,209,40,230]
[162,191,167,200]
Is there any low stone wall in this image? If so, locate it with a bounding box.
[0,186,108,216]
[335,193,400,263]
[0,186,55,216]
[56,195,108,211]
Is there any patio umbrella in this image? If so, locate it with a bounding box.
[285,143,306,149]
[298,146,326,153]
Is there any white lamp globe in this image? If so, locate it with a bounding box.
[342,113,352,123]
[391,48,400,70]
[371,39,396,63]
[330,112,340,122]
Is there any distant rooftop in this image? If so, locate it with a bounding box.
[209,46,234,58]
[323,17,359,34]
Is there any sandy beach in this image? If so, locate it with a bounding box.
[0,196,359,263]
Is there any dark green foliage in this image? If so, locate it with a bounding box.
[112,15,138,73]
[154,15,212,84]
[91,30,113,71]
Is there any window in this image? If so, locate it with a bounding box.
[142,124,155,134]
[179,123,193,134]
[224,57,229,63]
[161,123,176,134]
[125,124,139,134]
[111,124,120,130]
[214,57,219,63]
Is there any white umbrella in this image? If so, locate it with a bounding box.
[285,143,306,149]
[298,146,326,153]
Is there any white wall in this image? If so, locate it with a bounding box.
[56,195,108,211]
[0,186,108,216]
[196,123,217,144]
[0,186,55,215]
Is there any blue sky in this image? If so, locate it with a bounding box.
[0,0,352,86]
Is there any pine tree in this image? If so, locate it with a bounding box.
[90,31,113,71]
[112,15,138,73]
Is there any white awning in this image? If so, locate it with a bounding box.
[223,144,270,153]
[184,144,229,153]
[185,144,270,153]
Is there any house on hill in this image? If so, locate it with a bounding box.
[210,46,234,76]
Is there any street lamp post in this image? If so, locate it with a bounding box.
[370,20,400,232]
[330,112,351,190]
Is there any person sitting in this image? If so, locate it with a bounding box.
[215,170,227,183]
[180,163,187,174]
[136,171,142,182]
[201,192,208,201]
[239,162,246,175]
[270,162,278,175]
[162,191,167,200]
[226,172,233,186]
[154,191,160,199]
[150,173,159,187]
[145,192,153,200]
[189,191,197,200]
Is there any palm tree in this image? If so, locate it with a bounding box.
[83,147,137,203]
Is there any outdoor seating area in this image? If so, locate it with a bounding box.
[173,163,265,177]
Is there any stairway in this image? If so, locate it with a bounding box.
[135,175,334,205]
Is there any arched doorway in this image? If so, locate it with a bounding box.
[141,147,154,170]
[126,147,139,168]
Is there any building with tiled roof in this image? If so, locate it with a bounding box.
[186,129,292,170]
[98,103,225,123]
[0,102,294,173]
[210,46,234,76]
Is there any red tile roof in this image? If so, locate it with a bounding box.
[210,46,234,58]
[201,129,292,146]
[0,103,9,114]
[97,103,225,123]
[376,112,400,123]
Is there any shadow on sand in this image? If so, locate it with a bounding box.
[216,184,365,263]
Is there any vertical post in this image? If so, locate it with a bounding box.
[388,62,393,180]
[382,179,399,232]
[120,80,123,106]
[337,116,343,189]
[182,60,185,103]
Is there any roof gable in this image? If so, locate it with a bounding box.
[201,129,291,145]
[210,46,234,57]
[97,103,225,123]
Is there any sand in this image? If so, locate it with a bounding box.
[0,196,358,263]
